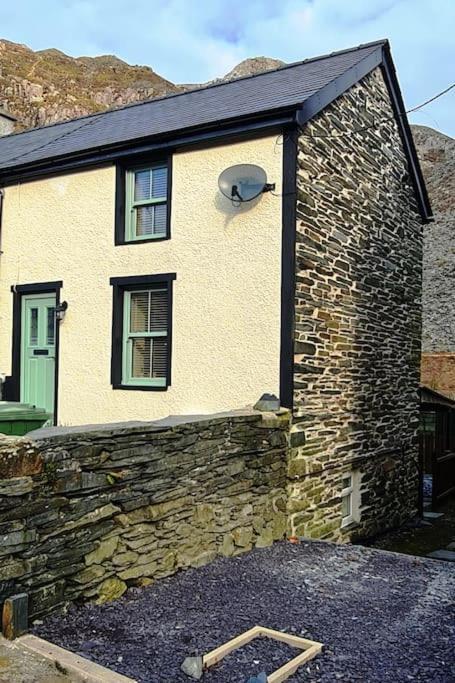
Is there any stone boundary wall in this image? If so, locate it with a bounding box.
[0,410,289,618]
[290,67,422,540]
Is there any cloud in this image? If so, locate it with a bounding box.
[1,0,454,134]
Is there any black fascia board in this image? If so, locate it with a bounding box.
[296,47,383,126]
[380,42,432,222]
[296,42,432,224]
[0,109,297,186]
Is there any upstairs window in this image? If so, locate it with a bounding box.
[116,160,171,244]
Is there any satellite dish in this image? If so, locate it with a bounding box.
[218,164,274,202]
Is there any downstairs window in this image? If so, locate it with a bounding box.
[110,273,176,390]
[340,471,360,528]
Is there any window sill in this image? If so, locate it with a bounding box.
[112,383,169,392]
[115,235,170,246]
[340,518,360,531]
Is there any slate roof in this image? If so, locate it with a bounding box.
[0,41,385,173]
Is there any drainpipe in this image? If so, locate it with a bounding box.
[0,188,4,257]
[0,189,3,400]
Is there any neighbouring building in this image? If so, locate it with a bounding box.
[0,40,432,541]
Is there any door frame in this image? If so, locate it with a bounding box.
[10,281,62,425]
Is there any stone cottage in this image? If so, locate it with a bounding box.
[0,39,431,542]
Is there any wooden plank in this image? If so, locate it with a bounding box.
[17,634,137,683]
[202,624,323,682]
[256,625,323,650]
[2,593,28,640]
[203,626,261,667]
[268,644,322,683]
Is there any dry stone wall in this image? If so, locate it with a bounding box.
[290,67,422,541]
[0,410,289,618]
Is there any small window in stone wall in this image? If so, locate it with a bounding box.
[340,471,360,528]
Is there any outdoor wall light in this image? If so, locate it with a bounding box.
[218,164,275,204]
[55,301,68,321]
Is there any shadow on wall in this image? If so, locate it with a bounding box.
[214,190,263,230]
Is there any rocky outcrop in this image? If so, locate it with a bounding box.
[218,56,285,82]
[0,39,179,130]
[412,125,455,353]
[0,39,287,132]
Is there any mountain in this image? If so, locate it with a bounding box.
[0,39,179,129]
[0,40,287,131]
[0,40,287,130]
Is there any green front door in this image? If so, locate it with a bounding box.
[20,294,56,419]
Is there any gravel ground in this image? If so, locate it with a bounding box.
[204,639,299,681]
[33,541,455,682]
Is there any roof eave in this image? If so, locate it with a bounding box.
[380,42,433,223]
[0,108,298,186]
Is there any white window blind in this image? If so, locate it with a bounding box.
[123,288,168,385]
[126,164,168,241]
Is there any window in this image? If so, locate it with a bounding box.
[110,273,176,390]
[420,411,436,434]
[115,160,171,244]
[340,471,360,528]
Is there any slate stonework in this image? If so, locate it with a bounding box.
[290,67,422,541]
[0,410,289,618]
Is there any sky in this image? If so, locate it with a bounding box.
[2,0,454,136]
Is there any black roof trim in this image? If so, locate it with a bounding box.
[420,384,455,408]
[0,111,296,186]
[296,42,432,223]
[296,47,383,125]
[380,43,432,222]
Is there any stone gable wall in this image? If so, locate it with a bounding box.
[0,410,289,618]
[290,67,422,540]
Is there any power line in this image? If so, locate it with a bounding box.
[407,82,455,113]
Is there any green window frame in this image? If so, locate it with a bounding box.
[110,273,176,391]
[124,163,169,242]
[122,288,168,387]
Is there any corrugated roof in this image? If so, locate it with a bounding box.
[0,41,384,172]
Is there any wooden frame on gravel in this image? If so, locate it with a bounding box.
[202,625,323,682]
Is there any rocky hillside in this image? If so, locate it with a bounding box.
[0,39,179,129]
[414,126,455,352]
[0,39,284,130]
